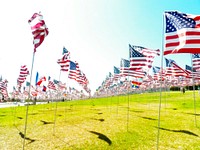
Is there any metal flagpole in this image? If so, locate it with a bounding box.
[156,13,165,150]
[53,70,62,135]
[23,52,35,150]
[190,54,197,126]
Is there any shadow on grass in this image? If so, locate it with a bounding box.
[29,113,38,115]
[91,118,105,122]
[19,132,36,144]
[89,131,112,145]
[130,110,144,113]
[17,117,23,119]
[140,116,157,121]
[0,115,6,117]
[185,112,200,116]
[97,112,103,115]
[40,120,54,125]
[156,127,199,137]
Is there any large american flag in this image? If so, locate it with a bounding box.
[164,11,200,55]
[28,12,49,52]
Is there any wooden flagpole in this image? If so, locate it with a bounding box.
[23,52,35,150]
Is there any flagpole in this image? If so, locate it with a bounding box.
[53,69,62,135]
[190,54,197,126]
[156,13,165,150]
[23,52,35,150]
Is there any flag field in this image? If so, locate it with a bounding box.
[0,91,200,149]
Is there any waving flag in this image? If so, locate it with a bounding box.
[68,61,77,80]
[28,12,49,52]
[165,58,189,77]
[129,44,150,72]
[17,65,29,84]
[57,47,70,72]
[113,66,120,81]
[36,76,46,86]
[164,11,200,55]
[130,44,159,72]
[120,58,145,78]
[192,54,200,71]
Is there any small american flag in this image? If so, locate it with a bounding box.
[164,11,200,55]
[120,58,145,78]
[165,58,188,77]
[68,61,77,80]
[192,54,200,72]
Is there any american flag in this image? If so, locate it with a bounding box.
[164,11,200,55]
[120,58,146,78]
[47,76,56,90]
[28,12,49,52]
[0,79,9,99]
[165,58,188,77]
[63,46,70,56]
[131,45,160,72]
[68,61,77,80]
[129,44,150,72]
[153,66,161,80]
[57,47,70,72]
[113,66,120,81]
[192,54,200,71]
[131,45,160,56]
[17,65,29,84]
[185,65,200,79]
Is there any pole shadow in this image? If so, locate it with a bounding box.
[155,127,199,137]
[19,132,36,144]
[40,120,54,125]
[89,131,112,145]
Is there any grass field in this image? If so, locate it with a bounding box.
[0,90,200,150]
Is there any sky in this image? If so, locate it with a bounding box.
[0,0,200,95]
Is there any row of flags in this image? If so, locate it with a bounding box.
[95,10,200,97]
[57,47,91,94]
[2,10,200,100]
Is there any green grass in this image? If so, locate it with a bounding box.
[1,91,200,149]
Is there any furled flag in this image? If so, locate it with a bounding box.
[42,86,47,92]
[17,65,29,84]
[35,72,39,85]
[28,12,49,52]
[164,11,200,55]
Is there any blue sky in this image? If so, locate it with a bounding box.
[0,0,199,94]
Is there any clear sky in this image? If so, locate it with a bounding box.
[0,0,200,94]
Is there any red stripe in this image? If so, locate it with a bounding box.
[164,48,200,55]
